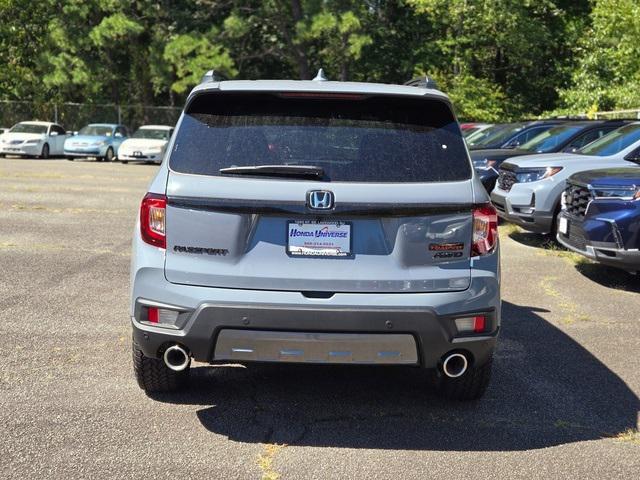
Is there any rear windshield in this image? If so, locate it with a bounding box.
[169,93,471,182]
[578,123,640,156]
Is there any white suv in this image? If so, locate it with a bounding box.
[491,123,640,234]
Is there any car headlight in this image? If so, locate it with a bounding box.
[91,141,107,146]
[24,139,42,145]
[593,186,640,200]
[148,147,162,154]
[515,167,563,183]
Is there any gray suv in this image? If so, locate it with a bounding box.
[130,72,501,401]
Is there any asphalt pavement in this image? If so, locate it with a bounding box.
[1,157,638,479]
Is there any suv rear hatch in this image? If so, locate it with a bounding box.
[164,91,476,293]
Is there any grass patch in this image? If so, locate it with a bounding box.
[257,444,285,480]
[613,429,640,445]
[499,222,522,237]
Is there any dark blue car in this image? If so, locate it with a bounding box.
[557,167,640,272]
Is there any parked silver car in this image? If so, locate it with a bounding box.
[491,123,640,234]
[130,72,501,400]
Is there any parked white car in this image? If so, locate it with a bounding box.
[118,125,174,164]
[491,122,640,234]
[0,121,68,158]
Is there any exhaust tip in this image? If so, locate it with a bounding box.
[442,352,468,378]
[163,344,190,372]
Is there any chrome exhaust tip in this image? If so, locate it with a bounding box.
[442,352,468,378]
[163,344,190,372]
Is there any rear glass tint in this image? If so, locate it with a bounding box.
[169,93,470,182]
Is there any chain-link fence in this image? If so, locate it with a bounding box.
[0,101,182,131]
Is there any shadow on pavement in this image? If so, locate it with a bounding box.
[151,301,639,451]
[574,263,640,293]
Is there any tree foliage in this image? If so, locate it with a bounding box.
[0,0,637,120]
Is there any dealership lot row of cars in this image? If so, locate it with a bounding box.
[463,119,640,273]
[2,116,640,273]
[0,121,173,164]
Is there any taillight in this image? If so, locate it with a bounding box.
[455,315,487,333]
[472,204,498,256]
[140,193,166,249]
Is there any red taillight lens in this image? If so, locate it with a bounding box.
[472,204,498,256]
[140,193,166,249]
[147,307,159,323]
[473,315,486,333]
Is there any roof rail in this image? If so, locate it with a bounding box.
[405,76,438,90]
[200,70,228,83]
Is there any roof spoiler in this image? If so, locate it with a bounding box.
[405,76,438,90]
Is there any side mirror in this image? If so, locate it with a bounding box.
[50,131,59,136]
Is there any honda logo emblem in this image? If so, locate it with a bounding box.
[307,190,334,210]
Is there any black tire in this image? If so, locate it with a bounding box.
[0,153,5,158]
[434,354,493,401]
[39,143,50,159]
[132,342,189,393]
[121,160,128,164]
[66,156,75,161]
[104,147,114,162]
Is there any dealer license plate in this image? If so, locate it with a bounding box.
[287,221,351,257]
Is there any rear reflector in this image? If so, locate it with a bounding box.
[147,307,159,323]
[140,193,166,249]
[472,204,498,256]
[455,315,487,333]
[145,306,179,325]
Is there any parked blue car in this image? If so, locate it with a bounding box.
[64,123,129,161]
[557,166,640,272]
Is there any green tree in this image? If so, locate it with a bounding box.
[559,0,640,113]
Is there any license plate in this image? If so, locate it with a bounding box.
[287,221,351,257]
[558,216,568,235]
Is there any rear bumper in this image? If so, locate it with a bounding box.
[131,301,498,369]
[130,252,500,369]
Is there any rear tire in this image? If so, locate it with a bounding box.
[132,342,190,393]
[121,160,128,164]
[434,354,493,401]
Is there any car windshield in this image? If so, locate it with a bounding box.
[467,123,525,148]
[132,128,171,140]
[170,93,471,183]
[10,123,47,134]
[578,123,640,156]
[79,125,113,136]
[520,125,584,153]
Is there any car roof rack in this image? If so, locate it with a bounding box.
[404,76,438,90]
[200,70,228,83]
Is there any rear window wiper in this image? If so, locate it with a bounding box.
[219,164,325,179]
